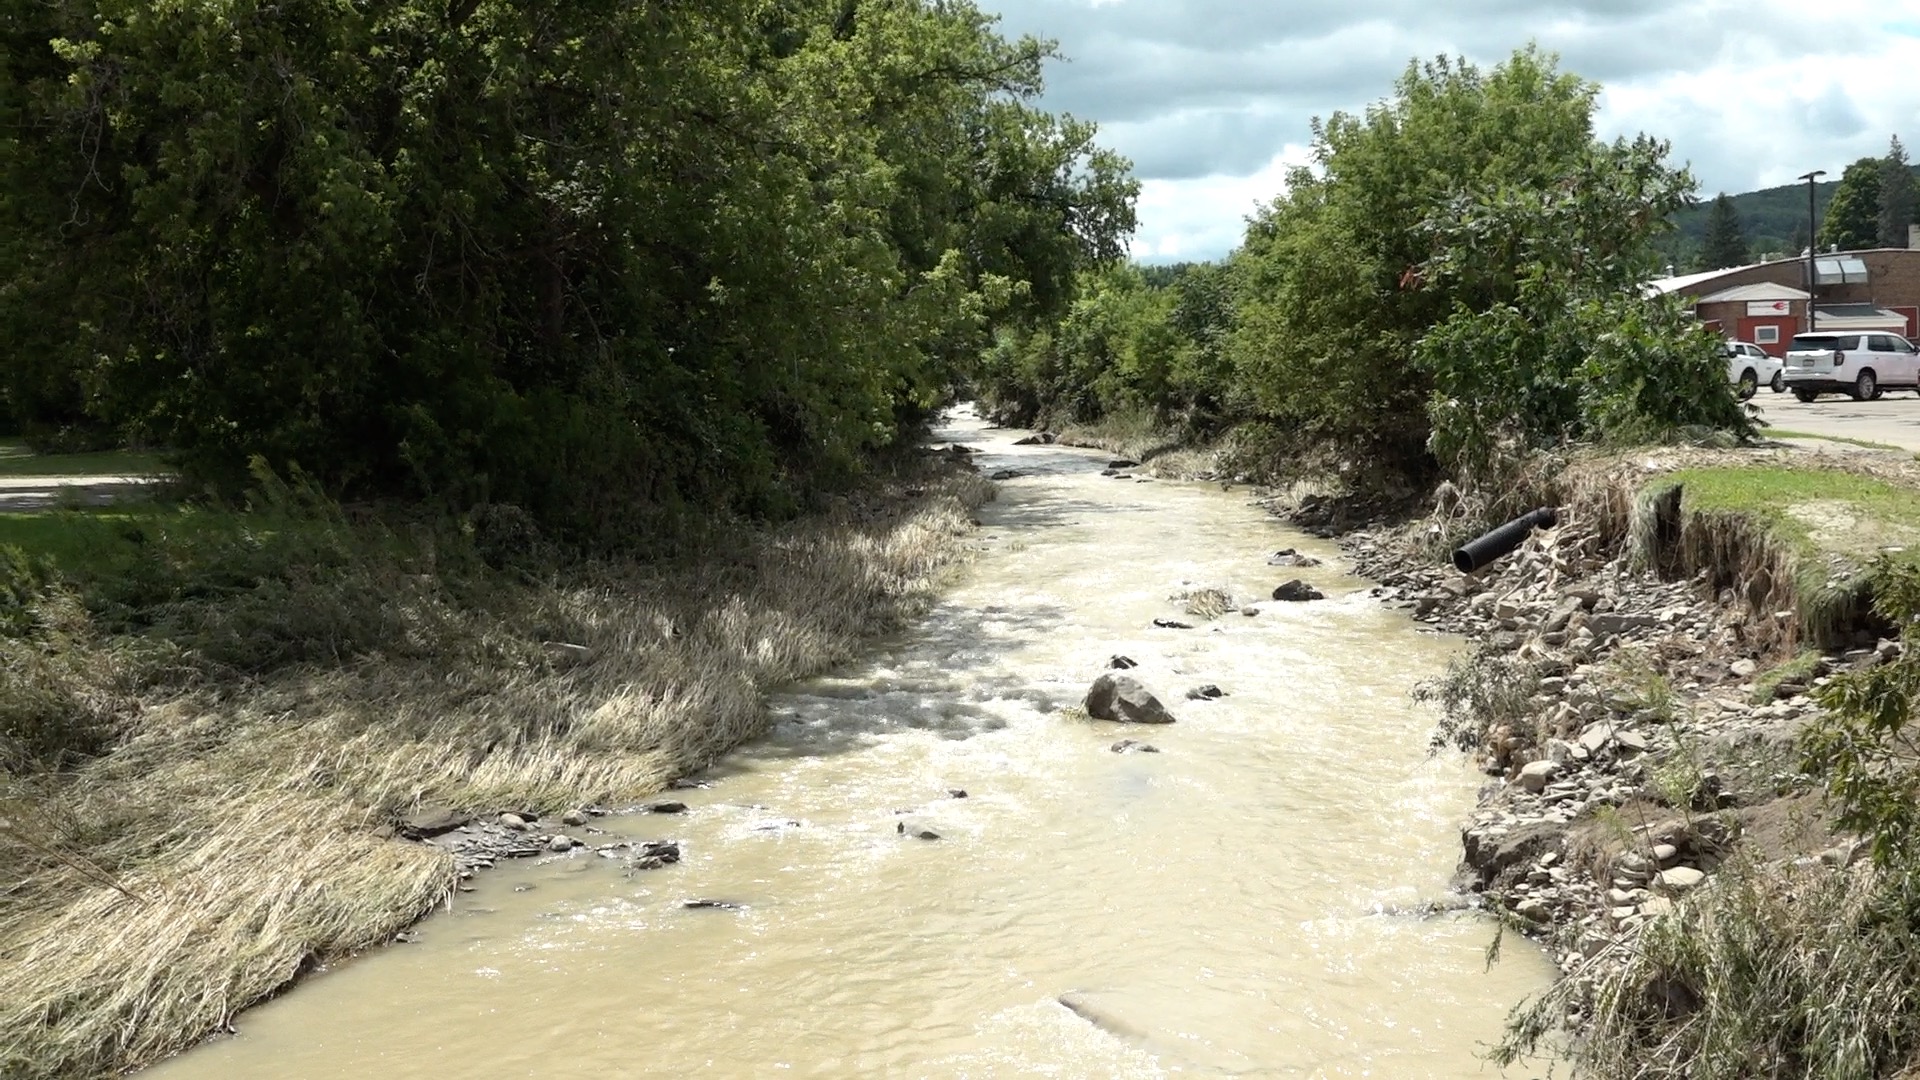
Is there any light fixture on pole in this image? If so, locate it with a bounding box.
[1799,169,1827,332]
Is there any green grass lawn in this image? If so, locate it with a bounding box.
[0,510,150,581]
[0,507,278,621]
[0,439,170,478]
[1663,466,1920,570]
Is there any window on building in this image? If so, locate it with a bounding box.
[1754,326,1780,345]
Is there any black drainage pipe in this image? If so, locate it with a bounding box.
[1452,507,1558,574]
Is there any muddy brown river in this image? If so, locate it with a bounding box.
[143,409,1553,1078]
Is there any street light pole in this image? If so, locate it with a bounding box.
[1800,169,1827,332]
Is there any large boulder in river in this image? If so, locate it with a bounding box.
[1083,674,1176,725]
[1271,580,1325,602]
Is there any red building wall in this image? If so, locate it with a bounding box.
[1697,300,1803,355]
[1678,249,1920,347]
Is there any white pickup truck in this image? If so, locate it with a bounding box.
[1723,341,1782,399]
[1782,331,1920,401]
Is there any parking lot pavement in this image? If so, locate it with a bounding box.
[1749,389,1920,453]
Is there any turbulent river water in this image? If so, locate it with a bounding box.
[143,410,1553,1078]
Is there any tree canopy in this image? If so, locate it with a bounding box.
[1700,193,1750,269]
[1819,157,1882,251]
[975,47,1749,480]
[0,0,1136,541]
[1883,136,1917,249]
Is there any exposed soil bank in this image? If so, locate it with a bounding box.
[0,453,991,1079]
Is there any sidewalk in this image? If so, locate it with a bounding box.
[0,475,163,512]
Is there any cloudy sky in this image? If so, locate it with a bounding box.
[976,0,1920,263]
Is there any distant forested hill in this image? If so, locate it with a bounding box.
[1664,165,1920,267]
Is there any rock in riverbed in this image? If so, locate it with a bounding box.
[399,806,470,839]
[1110,739,1160,753]
[1084,674,1176,724]
[1267,548,1324,568]
[1271,580,1325,602]
[631,840,681,869]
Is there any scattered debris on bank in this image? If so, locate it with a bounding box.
[1317,471,1893,1041]
[1002,411,1920,1073]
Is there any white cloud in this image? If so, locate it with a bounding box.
[1127,147,1312,261]
[982,0,1920,262]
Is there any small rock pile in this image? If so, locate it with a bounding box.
[420,806,687,885]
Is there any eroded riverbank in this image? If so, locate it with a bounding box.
[140,411,1552,1078]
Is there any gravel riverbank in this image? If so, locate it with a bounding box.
[1315,498,1877,1024]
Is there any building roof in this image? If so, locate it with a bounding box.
[1696,282,1810,304]
[1647,264,1766,296]
[1813,304,1909,331]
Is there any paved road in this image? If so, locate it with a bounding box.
[1748,388,1920,452]
[0,475,162,512]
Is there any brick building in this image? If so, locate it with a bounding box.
[1650,246,1920,355]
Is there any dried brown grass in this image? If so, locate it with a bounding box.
[1498,857,1920,1079]
[0,466,991,1079]
[1050,413,1222,480]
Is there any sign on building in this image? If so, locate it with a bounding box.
[1747,300,1792,316]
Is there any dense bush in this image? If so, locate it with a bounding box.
[0,0,1134,541]
[976,260,1235,434]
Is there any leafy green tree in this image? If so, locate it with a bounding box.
[1699,193,1750,269]
[0,0,1135,541]
[1226,51,1607,470]
[1413,135,1747,470]
[1883,136,1917,249]
[1819,157,1882,251]
[1164,262,1238,430]
[1227,48,1733,475]
[977,47,1751,476]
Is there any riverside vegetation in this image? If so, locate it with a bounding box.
[1,1,1129,1075]
[983,46,1920,1080]
[8,14,1920,1076]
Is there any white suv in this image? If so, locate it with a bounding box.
[1724,341,1783,399]
[1783,332,1920,402]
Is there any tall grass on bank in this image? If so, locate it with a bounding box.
[0,460,991,1079]
[1051,409,1222,480]
[1495,858,1920,1079]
